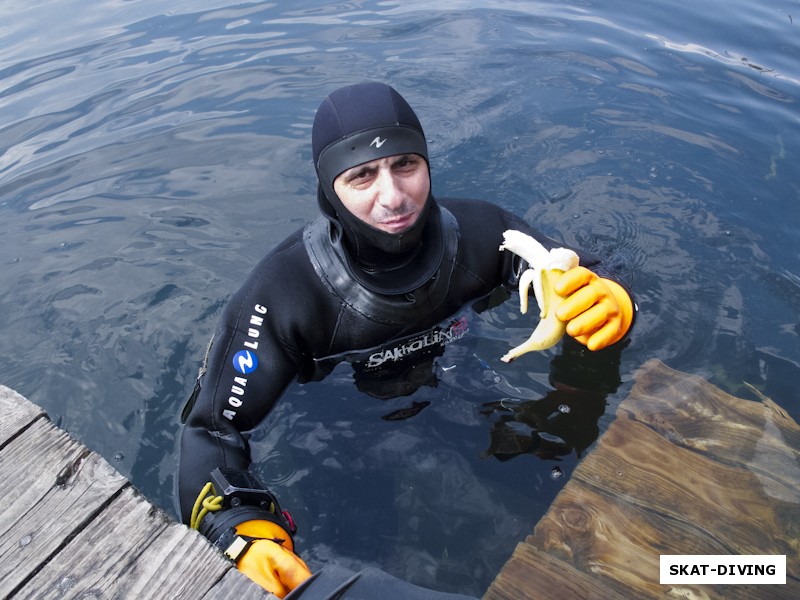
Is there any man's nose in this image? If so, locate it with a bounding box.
[376,170,404,210]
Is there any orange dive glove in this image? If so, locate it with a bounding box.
[231,519,312,598]
[554,266,634,351]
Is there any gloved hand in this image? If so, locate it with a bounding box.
[233,519,312,598]
[554,267,634,351]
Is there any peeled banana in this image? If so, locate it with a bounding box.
[499,230,579,362]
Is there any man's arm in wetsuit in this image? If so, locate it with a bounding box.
[176,234,320,597]
[176,233,312,534]
[177,290,298,523]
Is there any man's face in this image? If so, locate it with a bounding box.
[332,153,430,234]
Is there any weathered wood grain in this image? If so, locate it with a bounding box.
[14,487,226,599]
[0,385,46,446]
[533,422,797,599]
[202,569,278,600]
[0,387,274,599]
[0,417,128,596]
[620,361,800,491]
[482,541,629,600]
[484,359,800,600]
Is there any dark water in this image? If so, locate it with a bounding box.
[2,0,798,596]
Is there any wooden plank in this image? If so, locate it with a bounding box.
[202,569,278,600]
[619,360,800,486]
[14,487,233,599]
[0,418,129,596]
[568,415,800,565]
[0,384,46,446]
[485,359,800,600]
[0,386,274,599]
[482,541,629,600]
[532,421,797,599]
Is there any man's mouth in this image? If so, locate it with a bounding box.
[379,212,416,232]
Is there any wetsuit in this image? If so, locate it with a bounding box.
[176,81,630,600]
[178,197,609,599]
[177,197,602,520]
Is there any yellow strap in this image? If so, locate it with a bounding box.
[190,482,224,530]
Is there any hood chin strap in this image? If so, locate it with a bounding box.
[304,205,460,317]
[316,184,444,292]
[316,178,433,255]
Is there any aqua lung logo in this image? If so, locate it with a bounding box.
[370,136,387,149]
[366,317,468,369]
[233,350,258,374]
[222,304,267,421]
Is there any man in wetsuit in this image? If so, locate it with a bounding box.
[177,81,634,599]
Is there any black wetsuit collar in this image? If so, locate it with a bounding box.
[317,187,443,295]
[303,205,460,323]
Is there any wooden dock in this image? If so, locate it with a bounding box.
[484,359,800,600]
[0,385,274,600]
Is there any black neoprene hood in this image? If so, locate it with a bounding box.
[312,81,429,187]
[310,81,447,294]
[316,125,428,194]
[311,81,438,258]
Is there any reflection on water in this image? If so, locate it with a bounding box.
[1,0,799,595]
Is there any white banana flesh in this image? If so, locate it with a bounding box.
[499,230,579,362]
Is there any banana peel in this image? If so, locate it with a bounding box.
[499,230,579,362]
[501,266,568,362]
